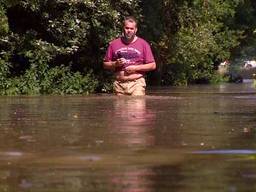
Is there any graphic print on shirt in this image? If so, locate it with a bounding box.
[115,47,143,68]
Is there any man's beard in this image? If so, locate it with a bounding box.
[122,32,136,44]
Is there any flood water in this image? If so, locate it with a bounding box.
[0,82,256,192]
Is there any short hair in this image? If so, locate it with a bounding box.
[123,16,138,27]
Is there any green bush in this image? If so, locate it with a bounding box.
[1,0,256,92]
[146,0,243,85]
[0,0,141,95]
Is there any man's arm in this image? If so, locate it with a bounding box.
[103,61,116,70]
[103,58,126,70]
[125,62,156,74]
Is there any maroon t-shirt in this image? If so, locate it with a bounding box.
[104,37,155,72]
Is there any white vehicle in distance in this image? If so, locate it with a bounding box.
[242,60,256,69]
[240,60,256,79]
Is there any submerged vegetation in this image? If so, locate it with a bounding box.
[0,0,256,95]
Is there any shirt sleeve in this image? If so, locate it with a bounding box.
[143,41,155,64]
[104,43,113,62]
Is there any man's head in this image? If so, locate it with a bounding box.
[122,16,138,44]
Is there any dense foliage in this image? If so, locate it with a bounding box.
[0,0,141,95]
[142,0,245,85]
[0,0,256,94]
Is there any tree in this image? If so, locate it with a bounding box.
[0,0,141,95]
[142,0,243,85]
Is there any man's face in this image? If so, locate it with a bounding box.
[123,21,137,42]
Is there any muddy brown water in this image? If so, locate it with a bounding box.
[0,82,255,191]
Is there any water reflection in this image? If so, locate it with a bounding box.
[110,166,154,192]
[107,97,156,192]
[0,82,255,191]
[110,97,156,148]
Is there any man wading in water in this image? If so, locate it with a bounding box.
[103,16,156,96]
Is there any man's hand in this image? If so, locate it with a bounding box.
[115,58,126,67]
[125,65,138,74]
[115,71,143,81]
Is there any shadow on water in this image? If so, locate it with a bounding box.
[0,82,256,191]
